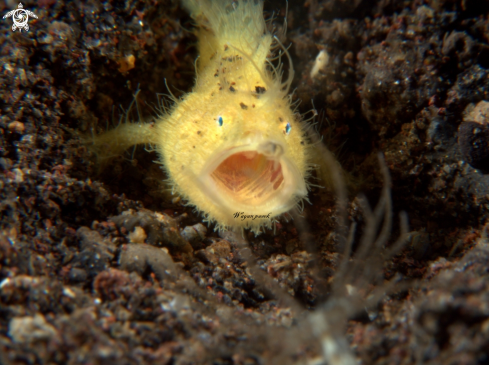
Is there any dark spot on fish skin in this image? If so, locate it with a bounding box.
[240,102,248,110]
[279,117,283,122]
[229,86,236,92]
[197,131,201,135]
[193,146,195,148]
[300,141,304,145]
[252,104,255,108]
[224,45,229,51]
[255,86,266,94]
[224,55,242,62]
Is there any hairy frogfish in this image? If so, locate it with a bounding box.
[91,0,312,234]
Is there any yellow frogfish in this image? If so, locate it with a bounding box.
[91,0,312,234]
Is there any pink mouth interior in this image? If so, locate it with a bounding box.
[210,151,284,203]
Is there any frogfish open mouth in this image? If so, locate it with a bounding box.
[90,0,312,234]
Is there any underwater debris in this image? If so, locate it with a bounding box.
[458,101,489,172]
[310,50,329,79]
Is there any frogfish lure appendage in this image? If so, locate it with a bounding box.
[91,0,312,234]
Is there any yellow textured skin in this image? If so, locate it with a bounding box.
[91,0,311,234]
